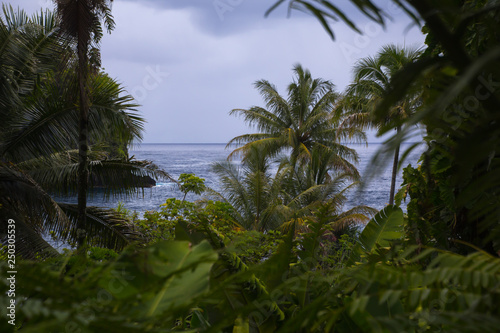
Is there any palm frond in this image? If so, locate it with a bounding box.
[347,205,404,266]
[58,203,143,250]
[0,162,69,236]
[0,212,60,260]
[1,70,142,162]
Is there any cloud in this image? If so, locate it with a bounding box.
[117,0,290,36]
[11,0,426,143]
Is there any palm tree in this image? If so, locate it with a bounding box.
[54,0,115,249]
[0,8,168,258]
[0,5,66,120]
[228,64,365,178]
[210,145,282,231]
[276,149,377,234]
[0,68,163,257]
[209,145,376,233]
[344,44,423,204]
[219,64,372,232]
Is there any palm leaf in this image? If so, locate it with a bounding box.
[0,162,69,238]
[58,203,143,250]
[0,213,60,260]
[347,205,404,266]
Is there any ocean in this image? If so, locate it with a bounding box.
[80,143,424,214]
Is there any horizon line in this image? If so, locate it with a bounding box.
[133,142,422,145]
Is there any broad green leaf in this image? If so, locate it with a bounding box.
[347,205,404,266]
[99,240,217,317]
[144,241,217,316]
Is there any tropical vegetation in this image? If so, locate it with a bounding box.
[0,6,167,258]
[343,44,423,204]
[211,66,375,233]
[1,0,500,332]
[228,64,365,177]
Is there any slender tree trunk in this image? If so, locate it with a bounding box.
[389,126,401,205]
[255,186,261,231]
[76,31,89,250]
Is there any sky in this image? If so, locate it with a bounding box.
[15,0,425,143]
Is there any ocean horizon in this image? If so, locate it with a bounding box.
[58,142,425,214]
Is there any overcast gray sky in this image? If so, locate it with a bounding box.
[15,0,425,143]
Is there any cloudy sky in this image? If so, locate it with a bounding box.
[16,0,425,143]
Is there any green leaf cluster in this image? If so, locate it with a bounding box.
[178,173,206,200]
[3,199,499,332]
[0,240,218,332]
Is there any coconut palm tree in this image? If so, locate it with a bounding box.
[210,145,283,231]
[344,44,423,204]
[0,5,67,121]
[0,68,165,258]
[0,7,168,258]
[275,149,377,235]
[228,64,365,178]
[220,65,372,232]
[210,145,376,233]
[53,0,116,249]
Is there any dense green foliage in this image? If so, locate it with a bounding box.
[270,0,500,254]
[1,0,500,332]
[3,202,498,332]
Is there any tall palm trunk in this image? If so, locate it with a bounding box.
[54,0,115,250]
[76,1,91,250]
[389,126,401,205]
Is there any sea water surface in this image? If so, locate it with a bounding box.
[78,143,424,214]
